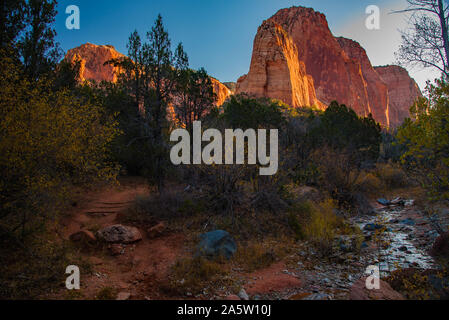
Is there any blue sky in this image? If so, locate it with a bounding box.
[54,0,435,89]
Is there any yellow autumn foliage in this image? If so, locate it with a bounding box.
[0,54,120,236]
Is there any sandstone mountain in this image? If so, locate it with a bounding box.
[375,65,423,127]
[236,6,422,127]
[236,20,323,109]
[66,43,125,83]
[65,43,232,106]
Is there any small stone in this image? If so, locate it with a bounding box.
[108,244,125,256]
[147,222,166,239]
[116,292,131,300]
[238,289,249,301]
[69,230,96,244]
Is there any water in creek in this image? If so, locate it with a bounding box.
[354,201,439,275]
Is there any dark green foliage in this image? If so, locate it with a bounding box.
[313,101,382,165]
[222,94,288,129]
[18,0,62,80]
[174,67,216,132]
[0,0,26,48]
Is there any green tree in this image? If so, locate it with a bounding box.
[107,15,188,192]
[315,101,382,164]
[0,0,26,48]
[397,79,449,200]
[0,53,119,239]
[18,0,61,80]
[222,94,288,130]
[174,67,216,132]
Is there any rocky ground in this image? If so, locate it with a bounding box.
[53,179,449,300]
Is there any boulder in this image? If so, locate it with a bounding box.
[97,224,142,244]
[363,223,383,232]
[196,230,237,260]
[350,277,405,300]
[377,198,390,206]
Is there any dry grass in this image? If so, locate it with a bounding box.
[166,256,233,296]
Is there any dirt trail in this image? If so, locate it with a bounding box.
[59,177,186,300]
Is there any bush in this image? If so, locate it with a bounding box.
[233,242,277,272]
[121,190,205,225]
[376,163,409,189]
[288,199,342,253]
[396,79,449,200]
[303,199,342,253]
[95,287,118,300]
[0,56,119,239]
[0,232,91,299]
[167,256,232,296]
[354,171,384,194]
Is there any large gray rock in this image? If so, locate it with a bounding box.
[196,230,237,260]
[97,225,142,244]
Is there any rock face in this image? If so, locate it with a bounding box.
[65,43,231,106]
[211,77,232,106]
[65,43,125,83]
[237,6,422,127]
[375,65,423,127]
[336,37,390,126]
[236,20,323,109]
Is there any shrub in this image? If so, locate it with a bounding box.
[233,242,277,272]
[0,56,119,239]
[396,79,449,200]
[376,163,409,189]
[167,256,232,296]
[303,199,342,253]
[95,287,118,300]
[354,171,384,194]
[288,199,342,253]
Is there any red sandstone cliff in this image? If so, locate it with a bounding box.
[65,43,231,106]
[65,43,125,83]
[236,20,323,109]
[375,65,423,127]
[236,6,422,127]
[336,37,390,126]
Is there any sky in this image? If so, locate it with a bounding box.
[55,0,441,90]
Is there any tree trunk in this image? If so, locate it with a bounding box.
[437,0,449,77]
